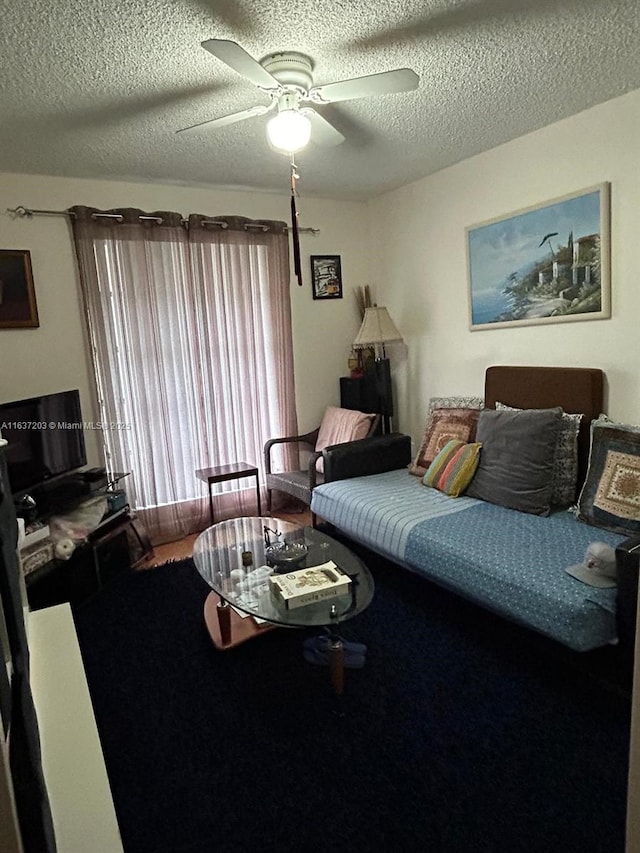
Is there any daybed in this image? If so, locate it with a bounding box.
[311,366,639,653]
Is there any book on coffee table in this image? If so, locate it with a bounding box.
[269,561,351,610]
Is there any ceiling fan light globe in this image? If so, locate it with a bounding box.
[267,110,311,153]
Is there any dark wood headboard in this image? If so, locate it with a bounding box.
[484,365,604,490]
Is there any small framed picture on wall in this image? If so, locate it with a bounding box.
[310,255,343,300]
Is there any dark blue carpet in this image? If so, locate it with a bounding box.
[73,556,631,853]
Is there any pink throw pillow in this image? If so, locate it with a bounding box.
[315,406,376,473]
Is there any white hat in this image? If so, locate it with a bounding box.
[565,542,617,588]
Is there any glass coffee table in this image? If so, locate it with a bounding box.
[193,516,375,694]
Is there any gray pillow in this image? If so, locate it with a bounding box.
[466,407,563,516]
[495,402,583,506]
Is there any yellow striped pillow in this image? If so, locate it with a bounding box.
[423,439,482,497]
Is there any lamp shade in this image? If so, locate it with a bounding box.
[267,109,311,153]
[353,306,403,349]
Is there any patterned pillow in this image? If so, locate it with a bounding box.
[410,396,484,477]
[496,402,583,506]
[577,416,640,536]
[423,440,482,497]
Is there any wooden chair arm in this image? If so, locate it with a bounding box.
[264,428,320,474]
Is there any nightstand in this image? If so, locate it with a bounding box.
[615,535,640,651]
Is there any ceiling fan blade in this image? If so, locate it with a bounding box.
[176,104,272,135]
[201,39,280,90]
[308,68,419,104]
[302,108,345,147]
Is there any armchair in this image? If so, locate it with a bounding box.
[264,407,381,519]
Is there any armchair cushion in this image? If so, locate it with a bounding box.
[315,406,377,473]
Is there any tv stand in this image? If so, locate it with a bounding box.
[17,469,121,519]
[23,495,153,611]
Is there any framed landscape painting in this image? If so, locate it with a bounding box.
[466,183,610,330]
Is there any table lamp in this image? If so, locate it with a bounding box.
[352,306,403,432]
[352,306,403,359]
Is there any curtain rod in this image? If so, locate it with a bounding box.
[6,205,320,234]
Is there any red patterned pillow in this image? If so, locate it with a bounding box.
[410,407,482,477]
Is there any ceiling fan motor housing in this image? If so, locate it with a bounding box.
[260,52,314,92]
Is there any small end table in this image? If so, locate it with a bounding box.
[195,461,262,526]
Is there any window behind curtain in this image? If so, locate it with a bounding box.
[71,207,298,544]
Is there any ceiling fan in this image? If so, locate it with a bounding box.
[177,39,420,153]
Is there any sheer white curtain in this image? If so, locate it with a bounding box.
[71,207,298,544]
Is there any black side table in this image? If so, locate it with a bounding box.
[340,375,379,412]
[616,535,640,652]
[340,360,393,433]
[195,461,262,526]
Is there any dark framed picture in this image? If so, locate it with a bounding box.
[310,255,343,300]
[0,250,39,328]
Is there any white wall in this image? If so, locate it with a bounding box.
[0,173,369,463]
[367,87,640,449]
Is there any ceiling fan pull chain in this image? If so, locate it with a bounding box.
[290,155,303,287]
[290,154,300,190]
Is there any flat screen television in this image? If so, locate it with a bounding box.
[0,390,87,496]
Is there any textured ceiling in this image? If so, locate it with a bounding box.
[1,0,639,201]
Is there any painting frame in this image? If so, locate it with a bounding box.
[466,183,611,331]
[0,249,39,329]
[310,255,343,300]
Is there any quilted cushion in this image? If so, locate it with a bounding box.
[410,397,484,477]
[577,415,640,536]
[315,406,376,473]
[496,402,583,506]
[423,440,482,497]
[466,407,562,516]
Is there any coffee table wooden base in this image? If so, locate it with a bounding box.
[203,592,277,651]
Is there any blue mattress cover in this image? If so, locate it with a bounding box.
[311,470,624,651]
[311,469,475,564]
